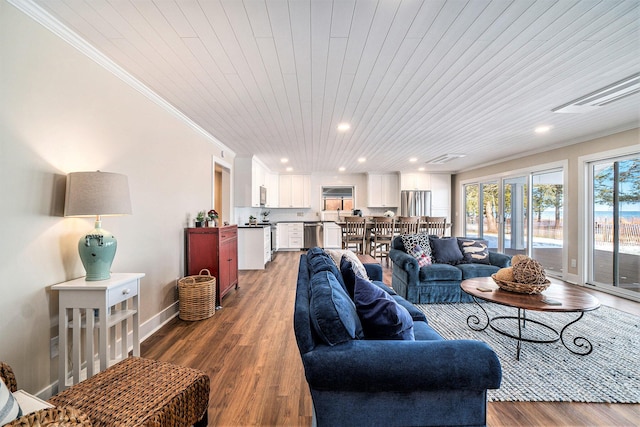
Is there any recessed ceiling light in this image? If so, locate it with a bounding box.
[409,157,418,162]
[358,157,366,163]
[337,123,351,132]
[286,167,293,172]
[281,158,289,163]
[418,167,425,171]
[338,167,346,172]
[535,126,551,134]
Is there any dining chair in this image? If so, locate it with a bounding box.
[421,216,448,237]
[341,216,368,254]
[396,216,421,235]
[369,216,395,262]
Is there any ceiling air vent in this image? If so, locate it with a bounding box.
[552,73,640,113]
[427,154,466,164]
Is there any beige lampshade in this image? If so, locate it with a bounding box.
[64,171,132,217]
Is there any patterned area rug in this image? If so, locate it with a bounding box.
[415,303,640,403]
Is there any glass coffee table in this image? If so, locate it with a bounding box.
[460,277,600,360]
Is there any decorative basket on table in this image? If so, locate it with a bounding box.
[492,256,550,294]
[178,269,216,321]
[491,274,550,294]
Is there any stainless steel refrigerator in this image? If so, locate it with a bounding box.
[400,190,431,217]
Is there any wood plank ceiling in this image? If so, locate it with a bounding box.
[26,0,640,173]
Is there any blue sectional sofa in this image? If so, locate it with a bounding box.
[294,247,502,427]
[389,236,511,304]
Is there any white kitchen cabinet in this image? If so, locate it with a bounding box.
[430,174,451,219]
[400,172,431,191]
[238,226,271,270]
[235,156,269,207]
[322,222,342,249]
[367,173,399,207]
[265,172,279,207]
[276,222,303,250]
[278,175,311,208]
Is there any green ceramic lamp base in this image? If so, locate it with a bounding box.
[78,220,117,281]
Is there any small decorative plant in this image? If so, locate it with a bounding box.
[249,215,257,225]
[208,209,219,221]
[195,210,206,227]
[261,210,270,221]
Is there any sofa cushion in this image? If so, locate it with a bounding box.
[0,378,22,424]
[419,263,462,281]
[412,321,445,341]
[310,271,364,346]
[457,263,501,280]
[354,276,414,340]
[429,237,464,265]
[457,238,491,264]
[307,248,347,292]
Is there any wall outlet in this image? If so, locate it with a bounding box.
[570,259,577,268]
[50,336,59,359]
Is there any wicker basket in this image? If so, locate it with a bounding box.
[491,274,551,294]
[178,269,216,321]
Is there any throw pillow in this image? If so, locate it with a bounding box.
[400,233,432,259]
[341,250,369,280]
[429,236,464,265]
[309,271,364,346]
[0,379,22,425]
[353,275,415,340]
[409,244,432,267]
[458,238,491,264]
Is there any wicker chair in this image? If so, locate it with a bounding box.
[0,361,91,426]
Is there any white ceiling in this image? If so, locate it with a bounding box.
[24,0,640,173]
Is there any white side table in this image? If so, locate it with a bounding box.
[52,273,144,390]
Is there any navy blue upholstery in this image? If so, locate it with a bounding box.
[390,236,512,304]
[294,249,502,427]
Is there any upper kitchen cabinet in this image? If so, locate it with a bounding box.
[279,175,311,208]
[400,172,430,191]
[235,156,268,207]
[367,173,399,207]
[265,172,279,208]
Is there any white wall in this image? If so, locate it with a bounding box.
[0,1,234,393]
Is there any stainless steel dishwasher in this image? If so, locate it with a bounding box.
[303,222,323,249]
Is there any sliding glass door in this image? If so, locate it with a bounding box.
[463,169,564,278]
[588,156,640,296]
[531,170,564,276]
[502,176,528,258]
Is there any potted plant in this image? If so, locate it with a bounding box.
[249,215,257,226]
[195,210,206,227]
[207,209,219,227]
[261,210,270,223]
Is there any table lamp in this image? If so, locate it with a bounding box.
[64,171,132,281]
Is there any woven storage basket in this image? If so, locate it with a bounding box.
[491,274,550,294]
[178,269,216,321]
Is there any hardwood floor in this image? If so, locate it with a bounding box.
[142,251,640,426]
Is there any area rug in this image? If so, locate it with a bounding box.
[415,303,640,403]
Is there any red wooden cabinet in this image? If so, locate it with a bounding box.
[185,225,238,306]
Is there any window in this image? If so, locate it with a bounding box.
[322,186,354,211]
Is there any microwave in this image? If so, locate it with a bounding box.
[259,186,267,206]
